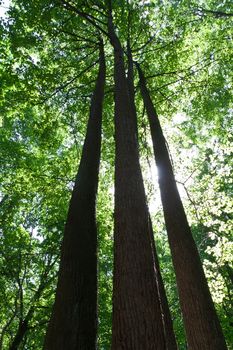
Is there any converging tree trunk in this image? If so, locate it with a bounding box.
[127,42,177,350]
[136,63,227,350]
[107,7,166,349]
[44,41,106,350]
[149,217,178,350]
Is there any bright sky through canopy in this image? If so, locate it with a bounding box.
[0,0,10,19]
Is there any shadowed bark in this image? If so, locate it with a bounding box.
[127,41,178,350]
[136,62,227,350]
[108,7,166,349]
[44,41,105,350]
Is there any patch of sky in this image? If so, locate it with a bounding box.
[0,0,10,19]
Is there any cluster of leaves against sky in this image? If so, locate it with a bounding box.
[0,0,232,349]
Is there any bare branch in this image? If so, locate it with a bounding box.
[38,60,98,104]
[59,29,98,44]
[60,0,109,37]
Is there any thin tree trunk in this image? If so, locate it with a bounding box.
[44,41,106,350]
[149,220,178,350]
[108,9,166,349]
[9,303,34,349]
[127,42,177,350]
[136,63,227,350]
[0,313,16,350]
[9,262,55,350]
[9,318,30,350]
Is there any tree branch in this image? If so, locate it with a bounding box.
[38,60,98,104]
[60,0,109,37]
[58,29,98,44]
[195,7,233,18]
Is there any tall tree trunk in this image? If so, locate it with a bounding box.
[127,42,177,350]
[136,63,227,350]
[126,39,138,140]
[107,10,166,349]
[44,41,106,350]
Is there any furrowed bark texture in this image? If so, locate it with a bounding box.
[44,43,105,350]
[126,40,138,140]
[108,15,166,350]
[137,64,227,350]
[127,44,177,350]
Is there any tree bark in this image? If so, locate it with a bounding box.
[127,42,177,350]
[136,63,227,350]
[126,39,138,140]
[149,219,178,350]
[44,41,105,350]
[108,11,166,350]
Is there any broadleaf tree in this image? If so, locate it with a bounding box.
[0,0,232,349]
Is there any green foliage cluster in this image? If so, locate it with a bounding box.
[0,0,232,348]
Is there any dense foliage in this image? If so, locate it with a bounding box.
[0,0,232,348]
